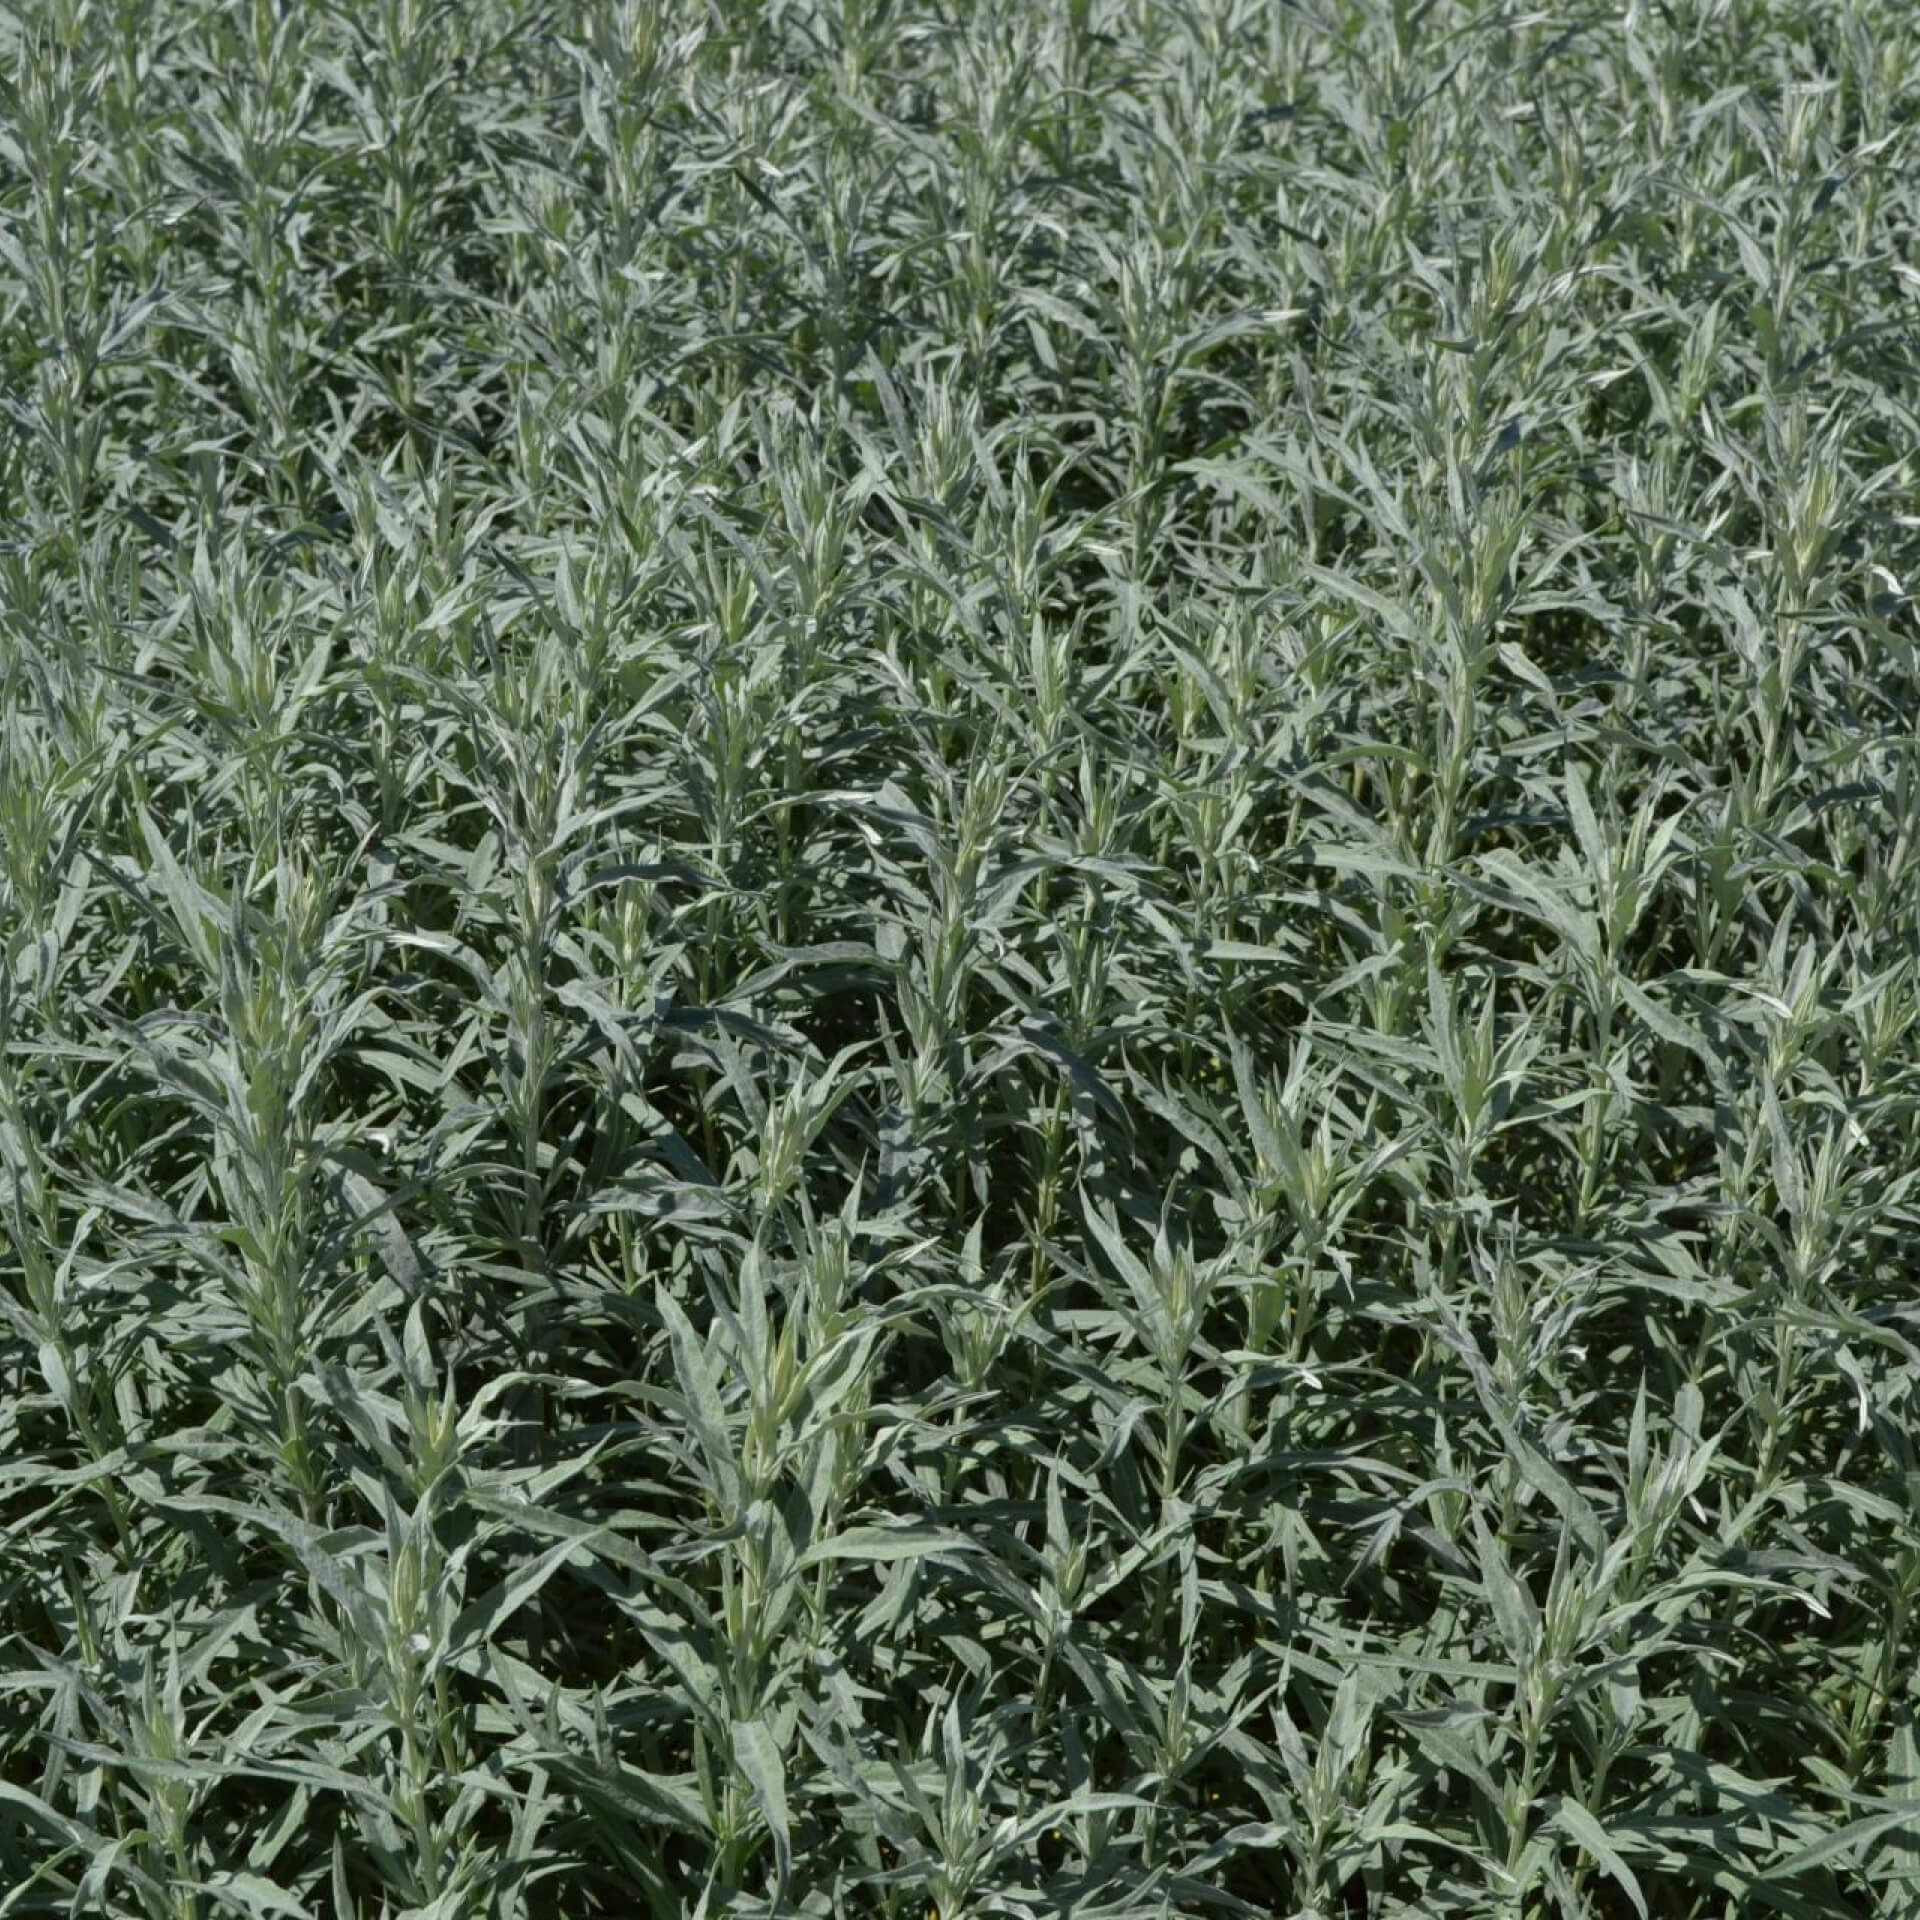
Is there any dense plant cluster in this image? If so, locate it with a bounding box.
[2,0,1918,1913]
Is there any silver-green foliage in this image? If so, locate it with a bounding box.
[2,0,1918,1913]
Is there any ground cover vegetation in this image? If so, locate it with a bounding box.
[1,0,1918,1912]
